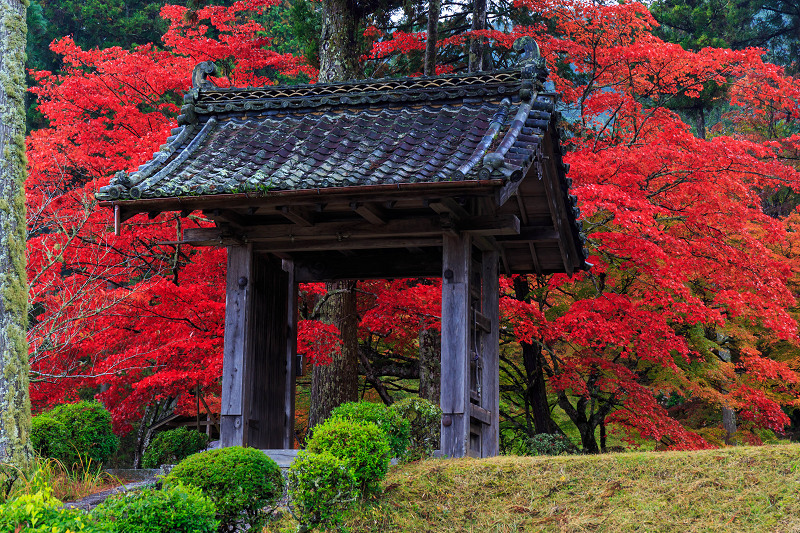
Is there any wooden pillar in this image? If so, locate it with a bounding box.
[221,245,254,447]
[440,234,472,458]
[221,246,296,449]
[480,250,500,456]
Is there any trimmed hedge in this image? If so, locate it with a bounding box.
[31,401,119,472]
[92,482,218,533]
[288,451,358,532]
[142,427,209,468]
[306,418,391,495]
[329,401,410,458]
[165,446,283,531]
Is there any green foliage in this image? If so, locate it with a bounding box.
[142,427,209,468]
[330,400,410,458]
[287,451,358,532]
[509,433,579,457]
[31,401,119,472]
[286,0,321,69]
[306,418,391,495]
[165,446,283,532]
[0,483,103,532]
[92,482,218,533]
[389,396,442,462]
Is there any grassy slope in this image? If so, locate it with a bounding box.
[339,444,800,532]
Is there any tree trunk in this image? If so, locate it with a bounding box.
[521,340,557,434]
[319,0,360,83]
[424,0,441,76]
[418,326,441,403]
[309,281,359,427]
[469,0,487,72]
[0,0,33,469]
[308,1,363,429]
[512,276,558,435]
[695,107,706,139]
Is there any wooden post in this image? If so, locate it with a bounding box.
[220,245,254,447]
[220,248,296,449]
[480,250,500,456]
[440,234,472,458]
[283,260,298,449]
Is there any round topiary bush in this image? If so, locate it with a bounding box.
[165,446,283,532]
[92,482,218,533]
[287,451,358,533]
[30,401,119,472]
[142,427,209,468]
[389,396,442,462]
[306,418,391,495]
[329,401,410,459]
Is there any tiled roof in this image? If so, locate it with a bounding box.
[95,40,553,202]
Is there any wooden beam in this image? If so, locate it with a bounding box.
[181,215,523,247]
[495,226,559,242]
[279,206,314,227]
[350,202,387,225]
[255,237,442,253]
[203,208,249,229]
[294,249,442,281]
[470,404,492,425]
[440,233,472,458]
[459,214,519,236]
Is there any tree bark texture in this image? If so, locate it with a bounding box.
[424,0,441,76]
[309,281,359,427]
[319,0,360,83]
[469,0,487,72]
[309,2,362,429]
[418,326,441,403]
[0,0,33,469]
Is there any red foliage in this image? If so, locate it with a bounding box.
[26,1,311,430]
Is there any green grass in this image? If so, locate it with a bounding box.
[269,444,800,532]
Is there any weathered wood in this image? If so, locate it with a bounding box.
[257,237,443,253]
[470,403,492,425]
[540,131,577,275]
[495,226,559,242]
[246,254,293,449]
[293,249,442,281]
[182,214,521,246]
[459,214,520,235]
[351,202,387,225]
[280,206,315,227]
[283,260,298,448]
[221,245,254,447]
[440,233,471,458]
[480,250,500,457]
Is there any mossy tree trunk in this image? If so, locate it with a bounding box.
[318,0,360,83]
[309,0,362,428]
[0,0,33,469]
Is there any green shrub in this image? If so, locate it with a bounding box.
[92,482,218,533]
[287,451,358,532]
[31,401,119,472]
[329,401,410,459]
[142,427,209,468]
[165,446,283,532]
[0,484,104,532]
[512,433,579,456]
[306,418,391,495]
[389,396,442,461]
